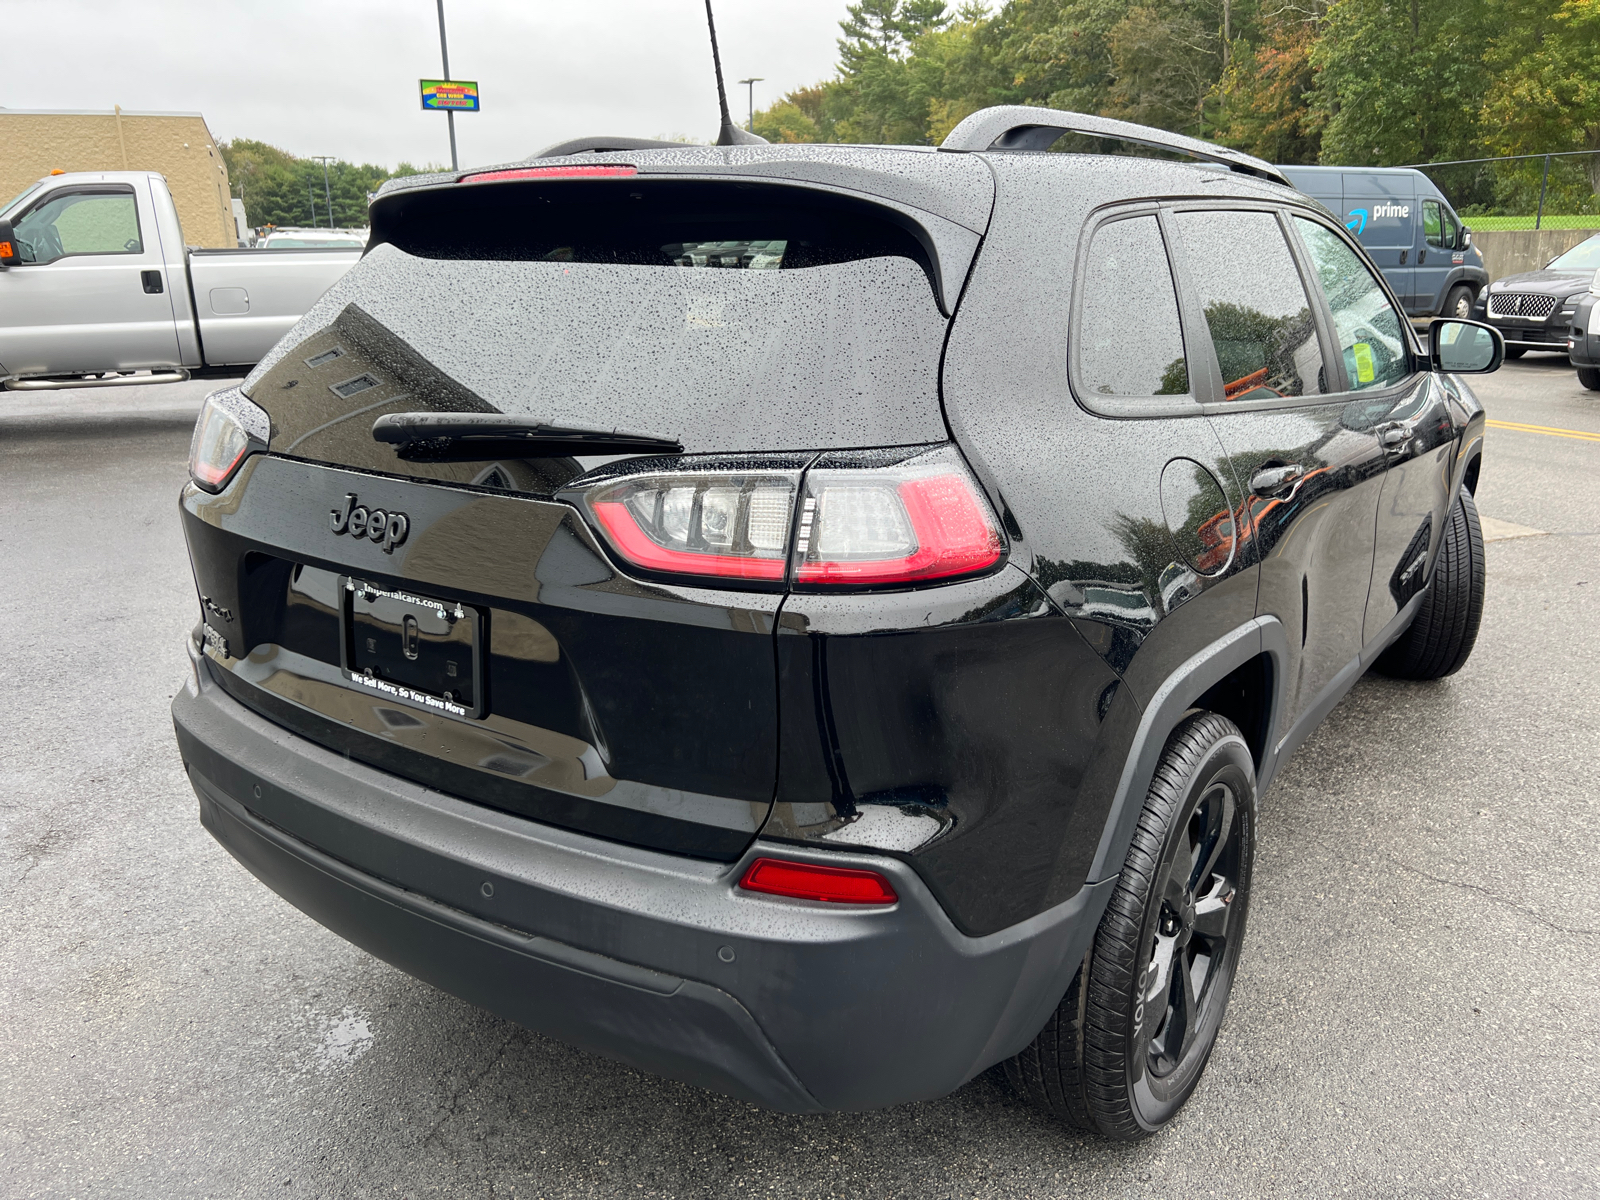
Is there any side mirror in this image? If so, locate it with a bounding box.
[0,219,17,268]
[1460,225,1472,248]
[1430,318,1503,374]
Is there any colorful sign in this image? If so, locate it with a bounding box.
[420,80,480,112]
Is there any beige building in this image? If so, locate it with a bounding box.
[0,108,235,248]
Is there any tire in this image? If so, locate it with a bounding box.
[1443,284,1474,320]
[1504,346,1526,360]
[1376,489,1485,680]
[1005,713,1256,1139]
[1578,366,1600,392]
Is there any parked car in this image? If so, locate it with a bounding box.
[1479,232,1600,360]
[171,107,1498,1140]
[260,226,370,249]
[0,172,360,389]
[1563,265,1600,389]
[1279,165,1488,319]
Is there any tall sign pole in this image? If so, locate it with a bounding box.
[436,0,458,172]
[737,77,763,131]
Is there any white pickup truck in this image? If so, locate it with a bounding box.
[0,171,360,390]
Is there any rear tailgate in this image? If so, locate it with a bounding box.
[183,165,988,859]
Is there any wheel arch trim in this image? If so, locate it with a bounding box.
[1087,617,1289,883]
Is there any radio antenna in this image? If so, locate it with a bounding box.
[705,0,766,145]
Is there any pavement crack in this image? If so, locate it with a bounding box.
[418,1027,520,1152]
[1384,856,1600,938]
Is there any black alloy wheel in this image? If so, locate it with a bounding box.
[1006,713,1256,1139]
[1444,284,1474,321]
[1138,773,1245,1083]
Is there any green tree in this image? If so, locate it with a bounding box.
[1309,0,1488,167]
[1481,0,1600,195]
[219,140,442,230]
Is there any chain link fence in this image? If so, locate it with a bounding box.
[1404,150,1600,231]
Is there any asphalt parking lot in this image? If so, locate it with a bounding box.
[2,356,1596,1199]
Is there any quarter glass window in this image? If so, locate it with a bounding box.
[13,190,142,265]
[1077,216,1189,397]
[1174,210,1325,400]
[1294,217,1411,391]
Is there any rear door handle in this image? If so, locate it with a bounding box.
[141,269,163,294]
[1380,424,1409,448]
[1249,463,1303,496]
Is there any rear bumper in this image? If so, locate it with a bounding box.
[172,640,1113,1113]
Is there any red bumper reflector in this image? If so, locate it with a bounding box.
[738,858,899,904]
[461,165,638,183]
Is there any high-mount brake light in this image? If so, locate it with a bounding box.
[188,391,267,493]
[795,448,1003,586]
[461,165,638,183]
[585,470,799,584]
[738,858,899,905]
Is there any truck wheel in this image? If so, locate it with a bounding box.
[1443,284,1474,320]
[1504,346,1526,360]
[1005,713,1255,1139]
[1578,367,1600,391]
[1376,490,1485,680]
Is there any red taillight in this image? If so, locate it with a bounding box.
[796,468,1003,586]
[584,470,800,585]
[738,857,899,905]
[461,165,637,183]
[189,391,265,493]
[578,446,1003,590]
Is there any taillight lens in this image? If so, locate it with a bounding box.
[795,446,1003,587]
[579,444,1004,590]
[586,470,800,583]
[738,857,899,904]
[189,390,267,493]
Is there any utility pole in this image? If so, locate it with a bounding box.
[308,181,317,228]
[312,156,336,229]
[737,77,763,131]
[437,0,458,171]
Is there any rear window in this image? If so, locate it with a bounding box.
[247,180,952,462]
[371,178,936,275]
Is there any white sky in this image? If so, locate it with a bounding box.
[8,0,851,170]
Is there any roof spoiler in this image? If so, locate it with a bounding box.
[939,106,1290,188]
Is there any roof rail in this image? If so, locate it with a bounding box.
[939,106,1290,188]
[532,136,692,159]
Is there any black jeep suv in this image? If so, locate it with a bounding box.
[172,107,1501,1139]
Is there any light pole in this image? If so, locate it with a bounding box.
[436,0,458,171]
[311,156,336,228]
[737,77,763,132]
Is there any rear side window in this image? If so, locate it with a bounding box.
[13,188,142,265]
[1294,217,1411,391]
[1076,216,1189,397]
[1174,210,1325,401]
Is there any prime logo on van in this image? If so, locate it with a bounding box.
[330,493,410,553]
[1345,203,1411,235]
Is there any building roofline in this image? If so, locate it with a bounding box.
[0,108,210,119]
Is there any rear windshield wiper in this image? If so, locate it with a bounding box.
[372,412,682,459]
